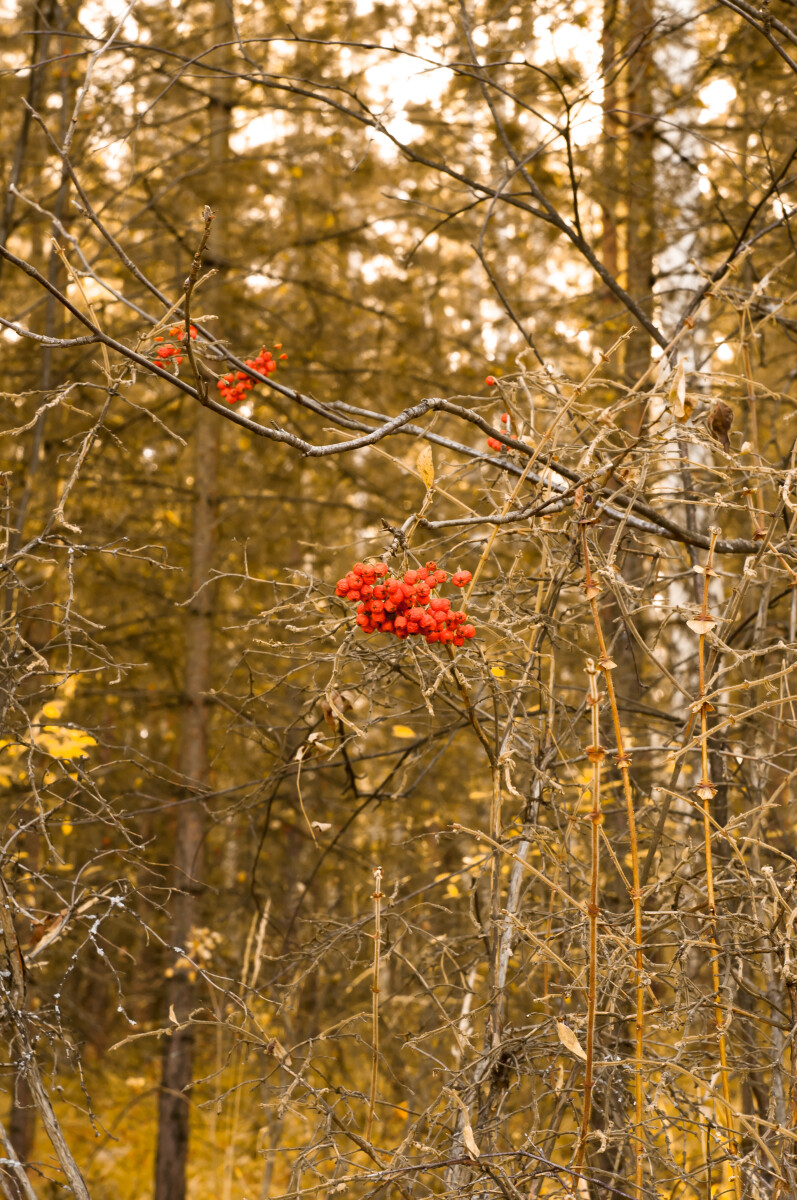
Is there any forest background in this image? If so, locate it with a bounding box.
[1,0,796,1198]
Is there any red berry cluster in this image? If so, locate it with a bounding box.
[335,562,476,645]
[154,324,197,366]
[217,344,288,404]
[487,412,510,451]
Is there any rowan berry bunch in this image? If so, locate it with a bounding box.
[218,344,287,404]
[487,411,510,451]
[335,561,476,645]
[153,324,198,366]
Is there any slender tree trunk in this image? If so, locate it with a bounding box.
[598,0,620,339]
[5,12,71,1182]
[7,1071,34,1200]
[624,0,655,386]
[153,404,218,1200]
[153,5,231,1197]
[0,0,59,271]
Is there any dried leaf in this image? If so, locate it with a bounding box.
[417,444,434,489]
[654,356,672,391]
[462,1123,481,1159]
[669,358,687,419]
[443,1087,480,1158]
[686,617,716,635]
[556,1021,587,1061]
[707,400,734,451]
[267,1038,292,1064]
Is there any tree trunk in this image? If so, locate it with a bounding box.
[598,0,620,341]
[153,5,231,1195]
[624,0,655,387]
[7,1070,34,1200]
[153,399,218,1200]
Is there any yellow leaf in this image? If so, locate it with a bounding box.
[392,725,415,739]
[42,703,63,719]
[38,725,97,760]
[61,822,73,836]
[490,665,506,678]
[417,445,434,490]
